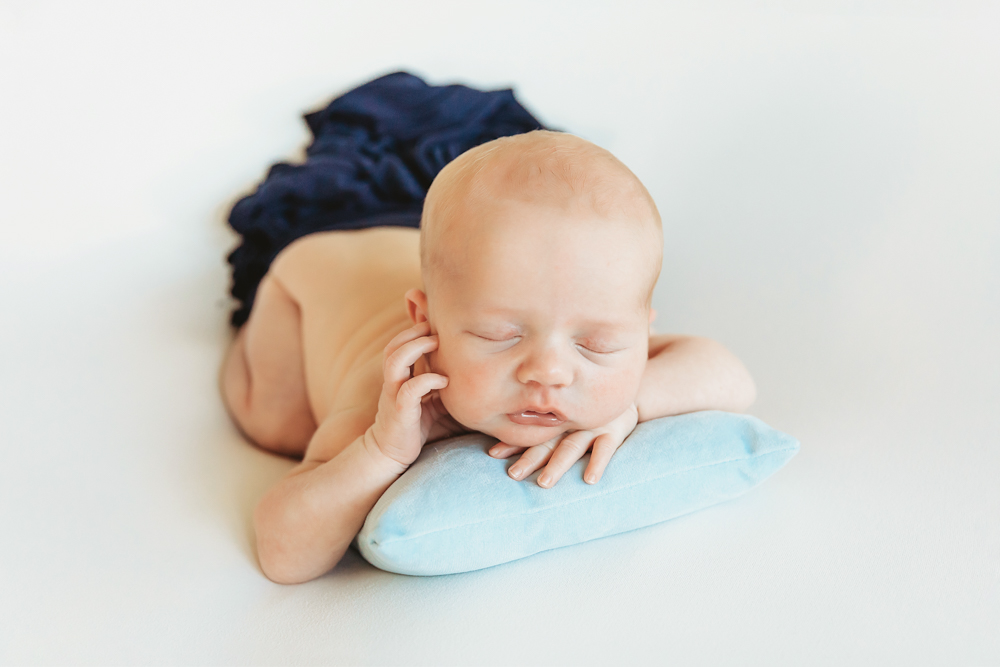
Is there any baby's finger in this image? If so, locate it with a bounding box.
[383,335,439,391]
[488,442,525,459]
[537,430,594,488]
[395,373,449,414]
[383,321,431,360]
[506,440,557,481]
[583,432,623,485]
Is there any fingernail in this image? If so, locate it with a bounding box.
[585,474,597,484]
[509,467,522,479]
[538,474,551,487]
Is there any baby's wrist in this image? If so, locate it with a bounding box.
[361,427,410,477]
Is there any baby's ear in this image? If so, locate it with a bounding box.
[405,288,430,324]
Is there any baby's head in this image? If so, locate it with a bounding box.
[406,130,662,447]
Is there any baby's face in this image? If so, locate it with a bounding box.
[419,198,654,447]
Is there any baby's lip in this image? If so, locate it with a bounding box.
[506,407,567,427]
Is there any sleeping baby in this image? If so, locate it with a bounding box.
[221,130,757,584]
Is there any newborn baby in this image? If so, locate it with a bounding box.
[222,130,756,584]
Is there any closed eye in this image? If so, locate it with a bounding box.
[576,343,624,355]
[470,332,622,353]
[474,334,520,343]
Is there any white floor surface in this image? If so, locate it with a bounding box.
[1,2,998,665]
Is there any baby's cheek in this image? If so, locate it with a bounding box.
[580,364,644,426]
[437,356,501,423]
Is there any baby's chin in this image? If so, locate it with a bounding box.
[441,393,627,447]
[449,406,623,448]
[438,394,558,447]
[475,419,571,448]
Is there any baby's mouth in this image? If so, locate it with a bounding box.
[506,410,566,427]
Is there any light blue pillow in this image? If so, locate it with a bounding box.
[352,410,799,576]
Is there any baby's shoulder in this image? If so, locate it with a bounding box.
[271,227,421,299]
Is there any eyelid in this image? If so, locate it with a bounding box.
[579,346,616,355]
[474,333,520,342]
[470,331,625,352]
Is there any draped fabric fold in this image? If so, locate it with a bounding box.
[226,71,545,326]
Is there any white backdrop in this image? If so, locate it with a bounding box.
[1,2,998,664]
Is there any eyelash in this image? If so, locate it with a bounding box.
[475,334,616,355]
[476,334,519,344]
[578,343,621,355]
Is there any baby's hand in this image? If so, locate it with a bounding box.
[488,403,639,488]
[366,321,450,468]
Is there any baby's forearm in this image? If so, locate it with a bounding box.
[634,335,757,423]
[253,431,406,584]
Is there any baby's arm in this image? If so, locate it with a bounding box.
[253,321,449,584]
[254,426,405,584]
[634,334,757,423]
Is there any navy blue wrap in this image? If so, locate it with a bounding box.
[225,71,546,327]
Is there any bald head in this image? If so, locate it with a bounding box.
[419,130,663,306]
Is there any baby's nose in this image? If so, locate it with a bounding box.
[516,345,574,388]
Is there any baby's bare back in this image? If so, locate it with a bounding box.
[270,226,422,425]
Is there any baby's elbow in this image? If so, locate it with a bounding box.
[258,554,303,586]
[256,544,306,586]
[253,494,318,585]
[254,503,297,584]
